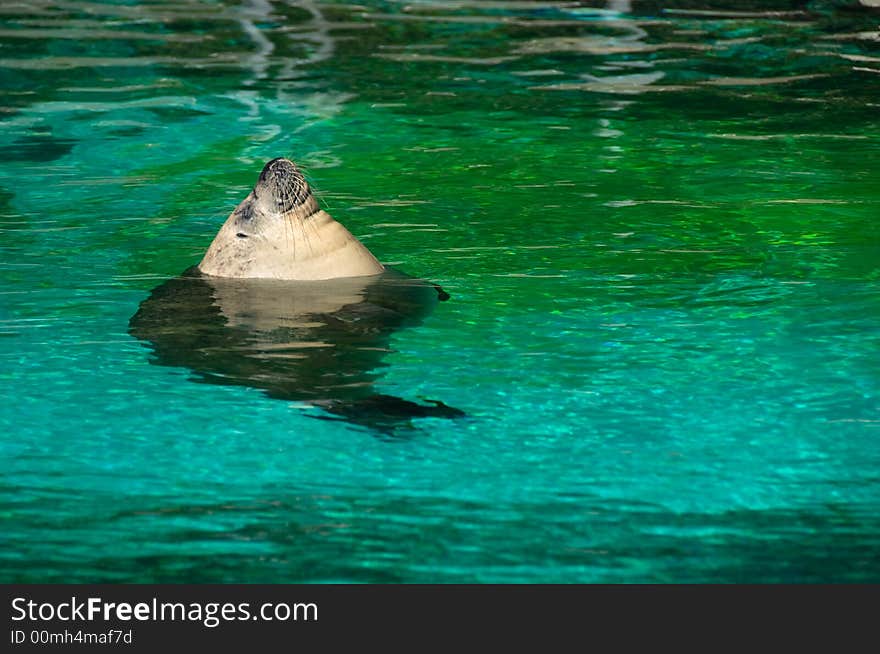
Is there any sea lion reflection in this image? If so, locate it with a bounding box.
[129,268,461,433]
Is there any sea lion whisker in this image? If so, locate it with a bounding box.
[310,185,334,213]
[290,209,311,257]
[306,211,324,246]
[280,193,294,262]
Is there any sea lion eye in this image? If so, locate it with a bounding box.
[236,233,249,238]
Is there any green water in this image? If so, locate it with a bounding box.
[1,0,879,582]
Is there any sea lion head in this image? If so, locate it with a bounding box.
[198,157,385,281]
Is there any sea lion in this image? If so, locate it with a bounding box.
[130,158,460,433]
[199,157,385,280]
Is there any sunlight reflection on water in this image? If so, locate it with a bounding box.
[0,0,879,582]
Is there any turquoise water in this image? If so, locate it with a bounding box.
[2,0,879,582]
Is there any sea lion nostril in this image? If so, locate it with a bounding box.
[258,157,295,182]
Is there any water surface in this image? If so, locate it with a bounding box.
[1,0,879,582]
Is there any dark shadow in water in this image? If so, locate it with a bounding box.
[129,267,463,434]
[0,132,77,163]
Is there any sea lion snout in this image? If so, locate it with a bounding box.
[255,157,309,213]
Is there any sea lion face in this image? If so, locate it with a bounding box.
[233,158,319,238]
[198,157,385,280]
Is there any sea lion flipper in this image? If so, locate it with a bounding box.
[316,394,465,433]
[433,284,451,302]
